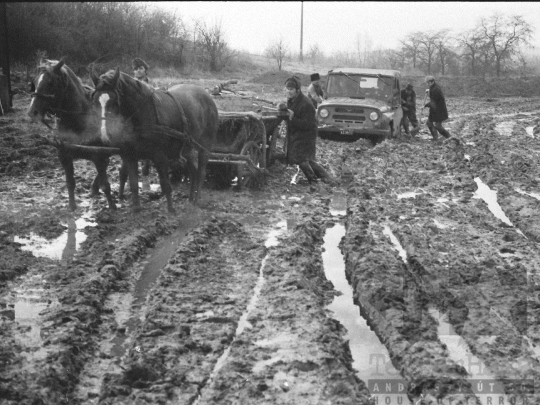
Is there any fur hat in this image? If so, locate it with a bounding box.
[285,76,301,90]
[425,75,435,84]
[310,73,320,81]
[406,82,414,89]
[132,57,149,71]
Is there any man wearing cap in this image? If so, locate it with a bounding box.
[424,76,451,140]
[307,73,324,109]
[400,82,418,135]
[132,58,150,83]
[285,76,333,186]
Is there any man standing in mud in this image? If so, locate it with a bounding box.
[307,73,324,109]
[424,76,451,140]
[401,82,418,135]
[284,76,334,186]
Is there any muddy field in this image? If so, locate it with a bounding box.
[1,88,540,405]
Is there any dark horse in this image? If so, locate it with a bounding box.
[27,58,117,210]
[90,67,218,213]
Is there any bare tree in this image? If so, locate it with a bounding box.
[196,20,237,72]
[265,37,289,71]
[418,31,440,74]
[306,43,324,64]
[400,31,423,68]
[435,29,453,75]
[479,13,534,77]
[457,28,487,75]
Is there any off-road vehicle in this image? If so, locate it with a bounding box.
[317,68,403,142]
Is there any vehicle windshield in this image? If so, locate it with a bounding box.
[326,74,394,101]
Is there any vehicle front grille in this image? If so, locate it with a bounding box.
[335,107,364,114]
[332,114,365,123]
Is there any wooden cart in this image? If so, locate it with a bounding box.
[206,109,288,188]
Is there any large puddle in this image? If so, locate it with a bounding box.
[325,196,403,403]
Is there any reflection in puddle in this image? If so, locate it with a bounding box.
[526,126,535,138]
[14,215,97,261]
[323,223,401,398]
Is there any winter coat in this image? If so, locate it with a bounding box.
[427,83,448,122]
[286,90,317,165]
[307,82,324,108]
[401,88,416,112]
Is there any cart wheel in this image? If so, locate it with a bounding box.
[268,121,288,165]
[239,141,264,188]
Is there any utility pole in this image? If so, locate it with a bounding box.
[299,2,303,62]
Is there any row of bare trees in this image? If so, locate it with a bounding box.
[6,2,237,73]
[266,13,535,77]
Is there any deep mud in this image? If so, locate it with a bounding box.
[1,92,540,405]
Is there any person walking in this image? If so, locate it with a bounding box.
[424,75,451,140]
[307,73,324,109]
[400,82,419,135]
[284,76,334,186]
[132,57,150,83]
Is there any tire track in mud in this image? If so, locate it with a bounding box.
[339,113,540,403]
[0,205,205,404]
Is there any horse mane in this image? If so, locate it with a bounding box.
[100,69,154,99]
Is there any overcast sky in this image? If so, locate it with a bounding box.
[154,1,539,55]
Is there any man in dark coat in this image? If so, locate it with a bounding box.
[424,75,451,140]
[400,82,418,135]
[307,73,324,109]
[285,76,333,185]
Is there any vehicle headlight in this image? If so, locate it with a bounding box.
[319,108,329,118]
[369,111,379,121]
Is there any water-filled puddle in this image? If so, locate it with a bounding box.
[495,121,515,136]
[1,273,60,361]
[324,224,401,386]
[526,126,535,137]
[382,225,408,263]
[473,178,513,226]
[14,214,97,261]
[323,198,402,403]
[515,188,540,201]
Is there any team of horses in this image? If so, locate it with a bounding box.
[27,58,219,213]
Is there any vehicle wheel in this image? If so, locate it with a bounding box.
[239,141,264,189]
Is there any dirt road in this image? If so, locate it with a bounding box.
[1,93,540,405]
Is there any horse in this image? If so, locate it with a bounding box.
[90,66,218,213]
[27,58,117,210]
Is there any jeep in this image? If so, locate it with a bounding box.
[317,68,403,142]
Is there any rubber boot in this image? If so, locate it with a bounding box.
[437,127,451,139]
[427,124,439,141]
[309,160,335,185]
[299,161,318,184]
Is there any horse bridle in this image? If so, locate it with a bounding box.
[31,71,86,117]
